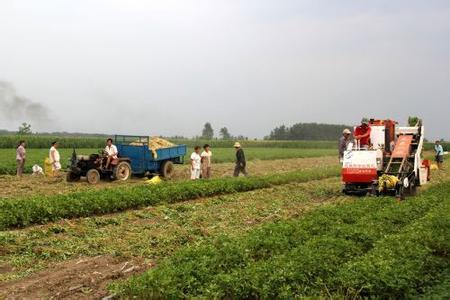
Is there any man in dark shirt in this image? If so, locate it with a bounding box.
[233,142,248,177]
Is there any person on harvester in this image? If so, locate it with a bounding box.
[354,119,371,149]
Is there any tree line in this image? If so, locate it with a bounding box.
[265,123,350,140]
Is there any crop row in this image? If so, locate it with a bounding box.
[0,148,336,175]
[0,166,340,230]
[112,180,450,298]
[1,134,446,150]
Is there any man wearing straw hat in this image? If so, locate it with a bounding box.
[339,128,352,163]
[233,142,248,177]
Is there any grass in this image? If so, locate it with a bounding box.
[112,180,450,298]
[0,166,340,230]
[0,147,336,174]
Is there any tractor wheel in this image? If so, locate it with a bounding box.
[86,169,101,184]
[113,161,132,181]
[161,160,174,179]
[66,171,80,182]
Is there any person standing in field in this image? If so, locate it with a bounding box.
[49,141,61,176]
[434,140,444,169]
[201,144,212,179]
[190,146,201,180]
[338,129,352,163]
[233,142,248,177]
[16,140,26,177]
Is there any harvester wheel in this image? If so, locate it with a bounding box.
[114,161,132,181]
[406,175,417,196]
[86,169,101,184]
[66,171,80,182]
[161,161,174,179]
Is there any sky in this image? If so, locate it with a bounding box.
[0,0,449,140]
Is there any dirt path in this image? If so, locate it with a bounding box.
[0,255,147,300]
[0,156,338,199]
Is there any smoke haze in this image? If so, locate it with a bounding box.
[0,82,53,131]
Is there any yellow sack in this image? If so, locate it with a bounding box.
[44,158,53,176]
[430,164,439,170]
[145,176,162,185]
[378,174,399,192]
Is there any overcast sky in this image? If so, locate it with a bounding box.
[1,0,449,139]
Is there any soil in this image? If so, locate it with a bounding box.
[0,156,338,199]
[0,255,148,300]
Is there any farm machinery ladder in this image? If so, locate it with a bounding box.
[383,135,416,198]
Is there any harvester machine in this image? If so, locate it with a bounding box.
[342,119,430,199]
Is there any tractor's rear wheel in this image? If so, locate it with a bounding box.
[66,171,80,182]
[161,160,174,179]
[86,169,100,184]
[114,161,132,181]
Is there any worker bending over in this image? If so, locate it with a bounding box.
[338,129,352,163]
[104,138,119,169]
[354,119,371,149]
[233,142,248,177]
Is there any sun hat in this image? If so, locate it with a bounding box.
[343,129,351,135]
[233,142,241,148]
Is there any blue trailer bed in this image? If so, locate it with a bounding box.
[115,135,186,177]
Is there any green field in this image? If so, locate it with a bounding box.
[0,147,336,175]
[0,134,447,150]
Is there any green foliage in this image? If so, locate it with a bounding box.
[408,116,421,127]
[18,122,32,135]
[201,122,214,139]
[112,182,450,298]
[267,123,351,140]
[219,127,231,140]
[0,166,340,230]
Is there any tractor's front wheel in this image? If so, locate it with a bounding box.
[66,171,80,182]
[86,169,101,184]
[113,161,132,181]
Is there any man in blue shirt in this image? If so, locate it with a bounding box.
[434,140,444,169]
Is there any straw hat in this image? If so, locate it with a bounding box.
[343,128,351,135]
[233,142,241,148]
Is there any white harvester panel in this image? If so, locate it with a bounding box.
[343,150,378,169]
[370,126,385,150]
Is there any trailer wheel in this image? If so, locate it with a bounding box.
[161,161,174,179]
[86,169,100,184]
[114,161,132,181]
[66,171,80,182]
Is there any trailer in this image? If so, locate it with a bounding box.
[342,119,430,199]
[115,135,186,179]
[67,136,186,184]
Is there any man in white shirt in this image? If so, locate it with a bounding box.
[104,138,119,169]
[49,141,61,176]
[190,146,201,180]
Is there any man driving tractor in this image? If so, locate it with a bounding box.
[104,138,119,169]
